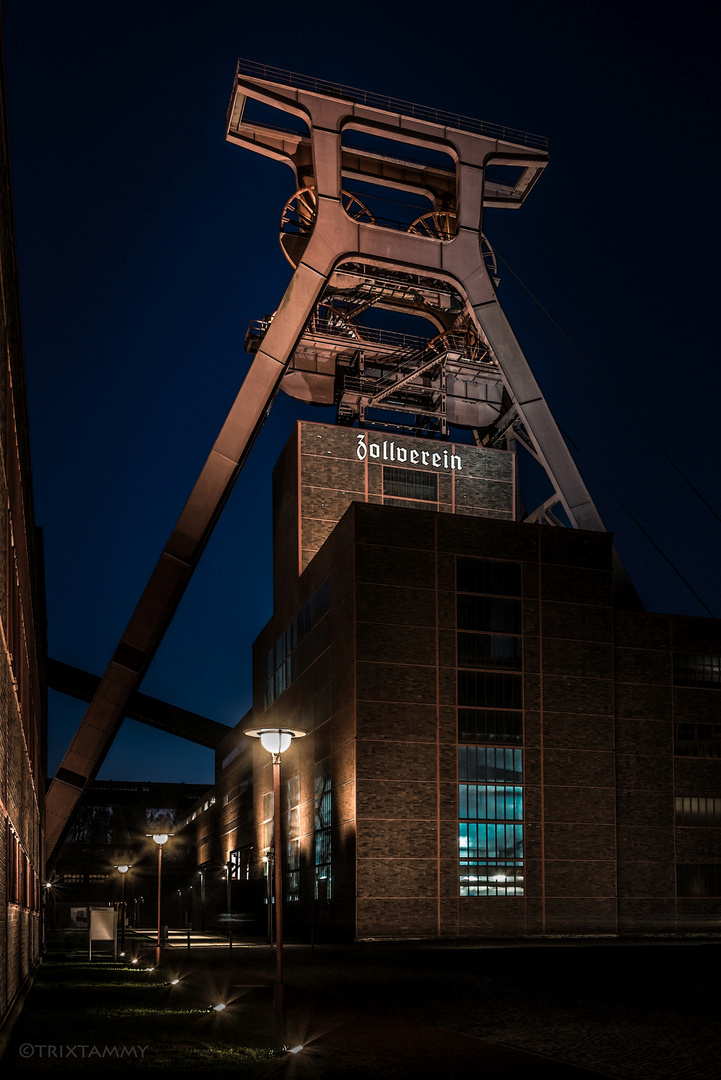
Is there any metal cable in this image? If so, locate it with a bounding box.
[494,248,721,529]
[492,248,717,616]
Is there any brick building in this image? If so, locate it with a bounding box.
[0,33,47,1048]
[192,420,721,940]
[51,781,208,933]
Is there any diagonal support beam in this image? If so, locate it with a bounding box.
[47,659,232,750]
[45,251,330,865]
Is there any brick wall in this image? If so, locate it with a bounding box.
[0,46,47,1034]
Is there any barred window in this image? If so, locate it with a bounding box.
[458,671,522,710]
[458,595,522,634]
[285,774,301,902]
[460,823,524,860]
[459,709,523,745]
[261,791,274,854]
[7,826,20,904]
[264,580,331,706]
[460,745,523,782]
[314,758,332,900]
[457,557,521,597]
[677,863,721,897]
[458,632,522,670]
[460,784,523,820]
[674,654,721,687]
[674,723,721,759]
[383,467,438,504]
[675,797,721,826]
[229,847,252,881]
[459,746,523,898]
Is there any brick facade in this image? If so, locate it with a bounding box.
[0,43,47,1041]
[195,420,721,941]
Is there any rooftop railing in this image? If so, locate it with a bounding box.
[234,58,548,152]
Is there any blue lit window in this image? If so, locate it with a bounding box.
[459,746,523,897]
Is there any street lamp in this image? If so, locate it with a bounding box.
[146,833,174,966]
[113,864,132,949]
[225,862,232,947]
[244,726,306,1024]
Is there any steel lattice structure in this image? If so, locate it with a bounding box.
[45,61,629,864]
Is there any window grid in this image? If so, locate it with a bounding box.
[674,653,721,688]
[382,467,438,505]
[264,580,331,706]
[458,632,522,670]
[456,559,525,897]
[459,708,523,745]
[285,774,301,902]
[674,723,721,759]
[459,746,523,898]
[314,758,332,900]
[677,863,721,897]
[457,557,522,598]
[675,796,721,826]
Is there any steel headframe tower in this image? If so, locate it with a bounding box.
[229,59,600,529]
[44,62,625,865]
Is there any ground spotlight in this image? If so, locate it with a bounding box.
[170,978,180,986]
[288,1045,304,1054]
[212,1002,227,1012]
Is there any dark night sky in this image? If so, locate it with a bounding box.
[2,0,720,785]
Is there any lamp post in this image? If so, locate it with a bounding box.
[113,864,132,949]
[147,833,174,966]
[244,726,306,1025]
[225,862,232,947]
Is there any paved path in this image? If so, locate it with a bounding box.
[5,936,720,1078]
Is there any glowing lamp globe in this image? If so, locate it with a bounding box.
[262,730,291,754]
[244,727,307,756]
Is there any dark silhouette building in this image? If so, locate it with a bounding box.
[51,781,208,933]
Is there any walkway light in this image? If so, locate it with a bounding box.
[244,726,306,1027]
[146,833,174,965]
[113,863,133,948]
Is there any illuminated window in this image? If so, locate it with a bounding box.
[674,654,721,687]
[675,797,721,826]
[284,775,301,902]
[261,792,274,854]
[459,747,524,897]
[229,847,252,881]
[314,758,332,900]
